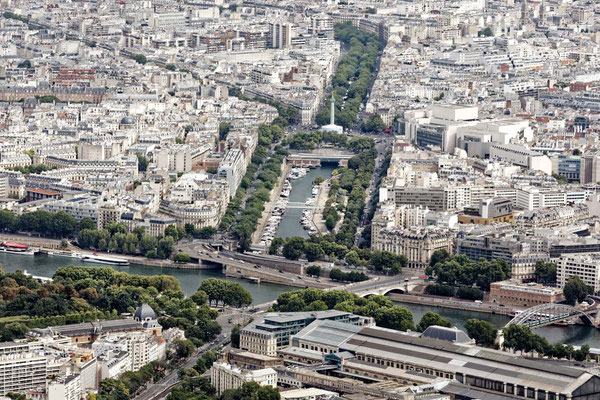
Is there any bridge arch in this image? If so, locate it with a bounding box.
[505,303,594,329]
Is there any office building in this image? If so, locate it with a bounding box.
[269,22,294,49]
[557,253,600,293]
[240,311,373,356]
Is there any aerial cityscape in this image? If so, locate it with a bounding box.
[0,0,599,399]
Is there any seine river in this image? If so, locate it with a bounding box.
[3,252,600,346]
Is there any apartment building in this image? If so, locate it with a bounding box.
[371,227,454,269]
[0,353,46,395]
[218,149,246,197]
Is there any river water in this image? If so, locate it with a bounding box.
[0,253,292,305]
[275,164,336,239]
[396,301,600,347]
[3,252,600,346]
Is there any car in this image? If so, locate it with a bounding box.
[316,279,321,282]
[279,270,283,273]
[297,275,303,279]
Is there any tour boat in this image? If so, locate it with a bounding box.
[81,253,130,266]
[0,242,37,255]
[47,250,82,259]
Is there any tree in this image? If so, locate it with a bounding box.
[304,242,324,262]
[306,265,321,277]
[174,339,195,358]
[535,260,557,284]
[157,237,175,259]
[268,237,284,255]
[417,312,452,332]
[132,54,147,64]
[1,322,29,341]
[78,217,96,231]
[197,226,216,239]
[219,122,231,141]
[174,253,191,263]
[282,237,305,260]
[314,176,324,185]
[563,275,593,306]
[140,234,158,255]
[165,224,180,241]
[17,60,31,69]
[478,27,493,37]
[231,325,240,348]
[430,249,449,267]
[361,114,385,133]
[465,319,497,347]
[456,286,483,301]
[166,64,176,71]
[136,153,149,172]
[573,148,582,156]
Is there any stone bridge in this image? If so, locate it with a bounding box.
[346,277,425,297]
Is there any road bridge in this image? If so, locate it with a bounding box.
[345,277,425,297]
[505,303,596,329]
[287,150,354,167]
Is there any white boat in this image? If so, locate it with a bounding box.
[0,242,37,256]
[47,250,82,259]
[81,253,130,266]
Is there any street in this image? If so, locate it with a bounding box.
[135,334,230,400]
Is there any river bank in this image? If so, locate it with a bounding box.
[0,233,215,270]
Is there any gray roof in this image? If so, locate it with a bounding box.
[134,304,156,321]
[421,325,472,343]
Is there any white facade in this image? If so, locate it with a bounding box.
[557,254,600,294]
[218,149,246,197]
[48,374,82,400]
[210,362,277,395]
[490,143,552,175]
[0,353,47,395]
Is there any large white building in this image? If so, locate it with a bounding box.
[0,353,47,395]
[210,362,277,395]
[48,374,82,400]
[557,253,600,293]
[490,143,552,175]
[218,149,246,197]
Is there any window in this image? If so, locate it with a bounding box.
[527,388,535,399]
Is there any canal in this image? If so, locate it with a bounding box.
[275,163,337,239]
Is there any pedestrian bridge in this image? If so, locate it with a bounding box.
[505,303,596,329]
